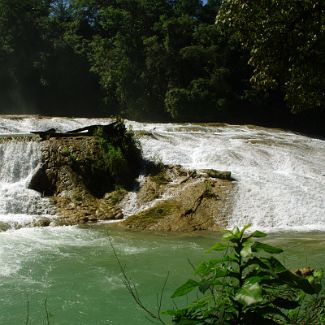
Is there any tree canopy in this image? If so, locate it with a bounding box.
[0,0,323,133]
[216,0,325,113]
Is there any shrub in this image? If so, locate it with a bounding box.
[165,225,323,324]
[94,118,142,189]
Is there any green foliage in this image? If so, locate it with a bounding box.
[93,119,142,189]
[165,88,191,120]
[165,225,323,324]
[216,0,325,113]
[73,0,252,121]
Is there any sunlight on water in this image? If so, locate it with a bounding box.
[129,122,325,231]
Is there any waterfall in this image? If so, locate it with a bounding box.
[0,138,55,229]
[129,122,325,231]
[0,116,324,231]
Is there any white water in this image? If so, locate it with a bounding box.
[0,116,324,231]
[0,138,55,229]
[130,123,325,231]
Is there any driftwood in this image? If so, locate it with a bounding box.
[66,122,118,135]
[31,122,117,140]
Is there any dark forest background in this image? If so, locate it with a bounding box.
[0,0,324,135]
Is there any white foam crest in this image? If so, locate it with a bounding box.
[0,226,92,276]
[121,174,180,217]
[0,226,154,276]
[0,140,40,182]
[0,115,113,134]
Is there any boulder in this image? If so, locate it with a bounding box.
[119,165,235,232]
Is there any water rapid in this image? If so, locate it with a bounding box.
[130,122,325,231]
[0,116,324,231]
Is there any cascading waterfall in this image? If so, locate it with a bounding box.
[0,138,55,229]
[0,116,324,231]
[129,122,325,231]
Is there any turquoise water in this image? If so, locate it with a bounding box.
[0,118,324,324]
[0,226,324,325]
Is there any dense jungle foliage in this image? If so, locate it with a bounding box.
[0,0,324,134]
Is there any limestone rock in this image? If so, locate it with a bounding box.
[33,217,51,227]
[120,166,235,232]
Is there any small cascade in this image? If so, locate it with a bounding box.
[0,138,40,183]
[0,138,55,230]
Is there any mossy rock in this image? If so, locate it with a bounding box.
[123,201,180,229]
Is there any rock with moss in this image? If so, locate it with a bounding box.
[28,121,141,226]
[119,165,235,232]
[27,121,234,231]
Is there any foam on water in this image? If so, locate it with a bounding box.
[0,116,324,232]
[129,122,325,231]
[0,225,156,277]
[0,115,113,134]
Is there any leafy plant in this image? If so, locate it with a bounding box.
[93,118,142,188]
[165,225,323,324]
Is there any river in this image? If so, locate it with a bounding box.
[0,116,324,324]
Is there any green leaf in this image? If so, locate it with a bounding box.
[198,280,211,294]
[242,256,270,271]
[313,269,323,280]
[196,261,226,275]
[264,256,287,273]
[239,223,252,239]
[252,242,283,254]
[249,230,267,238]
[277,270,317,294]
[243,274,273,285]
[234,283,263,306]
[196,256,237,275]
[254,306,289,321]
[171,279,199,298]
[223,230,236,241]
[241,241,253,258]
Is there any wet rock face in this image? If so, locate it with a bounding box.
[29,137,115,198]
[28,136,129,225]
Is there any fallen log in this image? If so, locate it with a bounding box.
[66,122,117,135]
[30,122,118,140]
